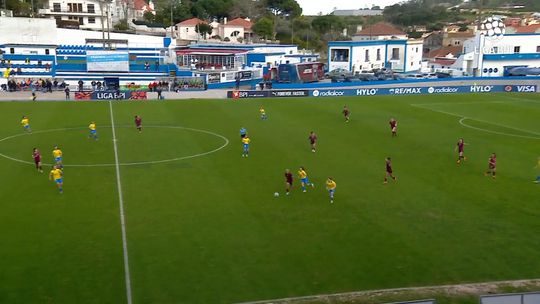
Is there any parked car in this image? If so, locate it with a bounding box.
[325,68,352,79]
[404,73,425,80]
[422,73,438,79]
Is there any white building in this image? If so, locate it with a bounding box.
[173,18,207,41]
[327,39,424,73]
[174,17,253,43]
[38,0,154,30]
[453,32,540,76]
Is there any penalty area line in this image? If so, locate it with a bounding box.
[108,101,133,304]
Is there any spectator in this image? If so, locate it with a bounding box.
[53,79,58,90]
[91,80,96,91]
[46,79,52,93]
[155,60,160,71]
[144,62,150,70]
[96,81,102,91]
[78,80,84,92]
[157,85,163,100]
[235,73,241,90]
[64,86,70,100]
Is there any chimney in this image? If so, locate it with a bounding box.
[224,17,228,24]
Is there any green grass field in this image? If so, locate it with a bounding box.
[0,93,539,304]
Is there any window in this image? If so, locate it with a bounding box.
[330,49,349,62]
[537,46,540,52]
[87,4,95,13]
[52,3,61,12]
[376,49,381,61]
[230,31,240,37]
[78,17,83,25]
[514,46,520,53]
[365,49,369,62]
[492,46,498,54]
[88,17,95,23]
[68,3,82,12]
[54,16,61,23]
[10,48,14,54]
[45,49,49,55]
[391,48,399,60]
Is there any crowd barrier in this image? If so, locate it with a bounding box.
[227,84,538,99]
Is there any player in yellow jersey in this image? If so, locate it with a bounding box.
[21,116,31,132]
[49,165,63,194]
[326,177,336,203]
[88,121,98,140]
[242,136,250,157]
[259,107,267,120]
[52,146,63,167]
[535,156,540,184]
[298,166,315,192]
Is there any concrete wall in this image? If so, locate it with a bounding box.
[0,17,58,45]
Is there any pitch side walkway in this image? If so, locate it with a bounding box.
[0,90,229,101]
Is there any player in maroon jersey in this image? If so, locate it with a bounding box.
[455,138,468,164]
[485,153,497,179]
[342,105,350,123]
[384,157,396,184]
[309,131,317,152]
[285,169,293,195]
[134,115,142,133]
[389,118,397,137]
[32,148,43,173]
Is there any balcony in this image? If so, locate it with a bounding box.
[39,8,101,16]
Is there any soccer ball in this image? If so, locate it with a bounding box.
[274,192,280,197]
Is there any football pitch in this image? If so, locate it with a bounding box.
[0,93,539,304]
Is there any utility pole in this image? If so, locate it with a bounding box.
[100,1,106,48]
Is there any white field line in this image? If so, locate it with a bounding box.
[411,103,540,139]
[0,125,229,167]
[234,278,540,304]
[108,101,133,304]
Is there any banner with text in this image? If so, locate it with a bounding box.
[227,85,537,99]
[75,91,147,100]
[86,51,130,72]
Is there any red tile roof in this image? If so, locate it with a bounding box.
[225,18,252,30]
[133,0,152,11]
[432,58,456,65]
[178,18,207,26]
[427,46,463,59]
[514,24,540,33]
[355,22,405,36]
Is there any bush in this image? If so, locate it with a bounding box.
[223,37,230,42]
[237,37,244,43]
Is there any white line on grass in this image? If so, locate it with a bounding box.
[0,125,229,167]
[108,101,133,304]
[411,103,540,139]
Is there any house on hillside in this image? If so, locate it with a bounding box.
[426,45,463,70]
[423,31,473,55]
[174,17,253,43]
[173,18,208,41]
[215,18,253,43]
[352,22,407,41]
[506,24,540,34]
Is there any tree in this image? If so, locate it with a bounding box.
[114,19,129,31]
[311,14,344,34]
[143,11,156,23]
[252,17,273,40]
[266,0,302,18]
[194,22,213,39]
